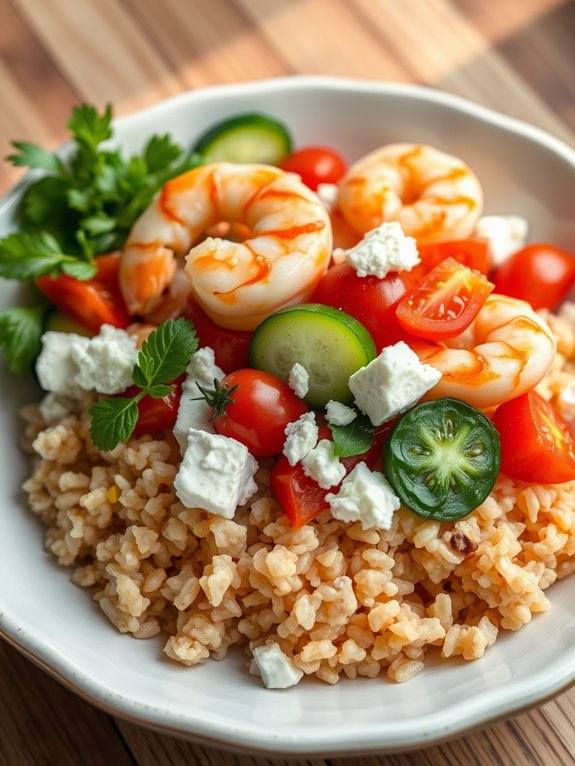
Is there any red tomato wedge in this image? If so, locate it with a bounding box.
[131,376,184,436]
[182,297,252,374]
[396,257,494,341]
[415,238,490,278]
[492,391,575,484]
[279,146,346,190]
[311,261,417,351]
[493,243,575,310]
[270,427,388,528]
[37,252,131,334]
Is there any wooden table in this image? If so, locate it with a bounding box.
[1,1,574,764]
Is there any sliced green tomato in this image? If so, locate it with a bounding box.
[383,398,500,522]
[193,113,292,164]
[250,304,376,408]
[44,309,93,337]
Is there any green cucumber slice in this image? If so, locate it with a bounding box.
[193,113,292,164]
[250,304,376,408]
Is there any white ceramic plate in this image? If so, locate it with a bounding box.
[1,77,575,757]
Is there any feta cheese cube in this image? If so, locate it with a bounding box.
[346,221,420,278]
[71,325,138,394]
[252,643,303,689]
[325,400,357,426]
[326,462,400,530]
[288,362,309,399]
[301,439,345,489]
[174,429,258,518]
[474,215,528,268]
[348,341,442,426]
[36,331,90,398]
[173,347,224,453]
[283,412,319,466]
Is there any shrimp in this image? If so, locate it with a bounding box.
[119,163,332,330]
[413,294,556,409]
[337,143,483,245]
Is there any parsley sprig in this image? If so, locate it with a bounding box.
[89,319,198,451]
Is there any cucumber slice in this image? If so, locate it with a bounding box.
[193,113,292,164]
[250,304,376,408]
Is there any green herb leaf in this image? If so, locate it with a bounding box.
[0,305,47,374]
[7,141,64,174]
[68,103,113,151]
[144,134,184,173]
[329,409,374,458]
[145,383,174,399]
[133,318,197,389]
[89,397,140,451]
[60,259,98,280]
[0,231,95,280]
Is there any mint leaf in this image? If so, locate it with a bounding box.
[0,305,47,374]
[329,409,374,457]
[133,318,197,389]
[145,383,175,399]
[89,397,139,451]
[7,141,64,174]
[0,231,95,280]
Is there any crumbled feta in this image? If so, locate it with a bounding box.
[346,221,419,278]
[36,326,138,398]
[283,412,319,466]
[288,362,309,399]
[474,215,528,267]
[252,643,303,689]
[71,325,138,394]
[348,341,442,426]
[173,347,224,453]
[36,331,90,398]
[316,183,339,213]
[557,380,575,424]
[38,393,77,425]
[301,439,345,489]
[326,462,400,530]
[325,400,357,426]
[174,429,258,518]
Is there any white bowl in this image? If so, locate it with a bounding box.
[1,76,575,757]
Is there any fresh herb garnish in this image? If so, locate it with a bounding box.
[328,408,374,457]
[0,304,48,374]
[89,318,198,451]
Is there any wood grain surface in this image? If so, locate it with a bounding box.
[1,1,574,764]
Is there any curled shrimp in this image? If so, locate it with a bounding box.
[119,163,332,330]
[414,294,556,409]
[337,143,483,245]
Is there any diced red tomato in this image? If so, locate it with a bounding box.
[182,297,252,374]
[396,257,494,342]
[492,391,575,484]
[132,375,184,436]
[310,261,417,351]
[212,369,309,457]
[270,426,388,528]
[37,252,130,334]
[414,238,490,278]
[493,243,575,310]
[279,146,347,190]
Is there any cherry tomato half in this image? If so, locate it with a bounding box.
[311,261,417,351]
[493,243,575,310]
[270,426,388,528]
[132,376,184,436]
[37,252,130,334]
[492,391,575,484]
[212,369,309,457]
[182,297,252,374]
[396,257,494,342]
[414,238,490,279]
[279,146,347,191]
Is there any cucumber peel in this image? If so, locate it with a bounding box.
[193,113,292,164]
